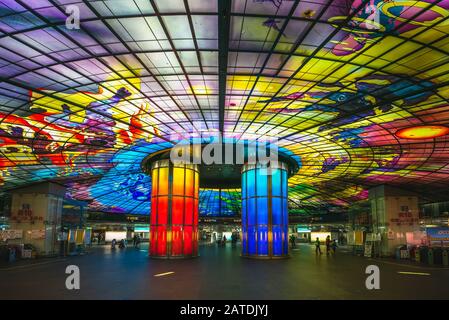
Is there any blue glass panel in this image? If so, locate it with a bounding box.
[257,197,268,224]
[241,198,247,223]
[257,226,268,255]
[272,225,282,256]
[282,170,288,196]
[256,169,267,197]
[242,172,247,199]
[247,169,255,198]
[271,168,281,196]
[283,224,289,254]
[248,226,257,255]
[242,225,247,254]
[272,197,282,225]
[283,197,288,220]
[248,198,256,225]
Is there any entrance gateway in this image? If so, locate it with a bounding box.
[141,139,301,259]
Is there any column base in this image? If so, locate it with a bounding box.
[149,254,199,259]
[240,254,289,260]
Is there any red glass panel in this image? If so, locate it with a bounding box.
[150,229,157,254]
[193,199,199,223]
[184,197,193,225]
[172,196,184,225]
[150,199,157,225]
[171,226,182,256]
[193,226,198,256]
[157,197,168,225]
[183,226,192,255]
[156,226,166,256]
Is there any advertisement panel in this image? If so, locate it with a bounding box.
[0,229,23,240]
[426,227,449,244]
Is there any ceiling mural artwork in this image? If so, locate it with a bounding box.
[1,0,449,216]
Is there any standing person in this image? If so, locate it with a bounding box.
[332,239,338,254]
[290,234,296,248]
[136,235,141,248]
[315,237,322,255]
[222,235,227,247]
[231,233,237,247]
[325,235,331,255]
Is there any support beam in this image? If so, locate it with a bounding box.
[149,160,199,258]
[241,162,289,259]
[218,0,231,133]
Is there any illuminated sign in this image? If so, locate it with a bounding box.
[426,227,449,242]
[311,232,331,243]
[134,225,149,233]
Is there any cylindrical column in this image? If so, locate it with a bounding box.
[241,162,289,259]
[150,159,199,258]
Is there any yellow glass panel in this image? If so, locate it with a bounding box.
[172,167,185,196]
[158,167,169,196]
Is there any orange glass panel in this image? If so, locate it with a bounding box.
[151,168,158,197]
[194,171,199,198]
[150,199,157,225]
[185,169,194,197]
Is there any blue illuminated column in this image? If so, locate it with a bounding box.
[241,162,289,258]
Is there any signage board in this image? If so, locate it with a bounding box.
[0,229,23,240]
[84,228,92,245]
[364,243,373,257]
[426,227,449,243]
[354,231,364,245]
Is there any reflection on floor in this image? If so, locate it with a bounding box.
[1,243,448,300]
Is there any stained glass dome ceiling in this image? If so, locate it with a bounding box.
[1,0,449,216]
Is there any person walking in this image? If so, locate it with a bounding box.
[325,235,331,255]
[332,239,338,254]
[315,237,322,255]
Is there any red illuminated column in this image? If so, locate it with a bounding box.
[150,160,199,258]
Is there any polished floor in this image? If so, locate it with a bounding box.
[1,243,448,300]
